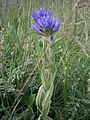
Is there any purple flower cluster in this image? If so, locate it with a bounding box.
[32,7,60,36]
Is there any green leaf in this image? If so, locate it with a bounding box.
[83,99,90,104]
[36,85,44,110]
[28,94,36,108]
[51,66,57,82]
[42,82,54,108]
[50,36,64,48]
[41,71,46,89]
[35,41,43,57]
[47,116,53,120]
[48,67,57,88]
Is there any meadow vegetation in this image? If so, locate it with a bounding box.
[0,0,90,120]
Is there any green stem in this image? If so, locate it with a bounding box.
[47,37,51,81]
[49,47,51,66]
[63,78,67,120]
[42,36,45,70]
[62,59,67,120]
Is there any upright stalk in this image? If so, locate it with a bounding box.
[74,0,78,35]
[36,37,54,120]
[42,36,45,70]
[85,0,88,41]
[62,59,67,120]
[47,36,51,80]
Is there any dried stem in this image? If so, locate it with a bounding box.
[85,0,89,41]
[1,39,5,69]
[76,39,88,58]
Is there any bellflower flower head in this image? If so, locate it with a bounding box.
[47,59,49,64]
[32,7,61,36]
[7,2,10,7]
[50,35,54,42]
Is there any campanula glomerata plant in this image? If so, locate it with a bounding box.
[32,7,60,120]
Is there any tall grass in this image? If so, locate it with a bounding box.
[0,0,90,120]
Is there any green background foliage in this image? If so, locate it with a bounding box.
[0,0,90,119]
